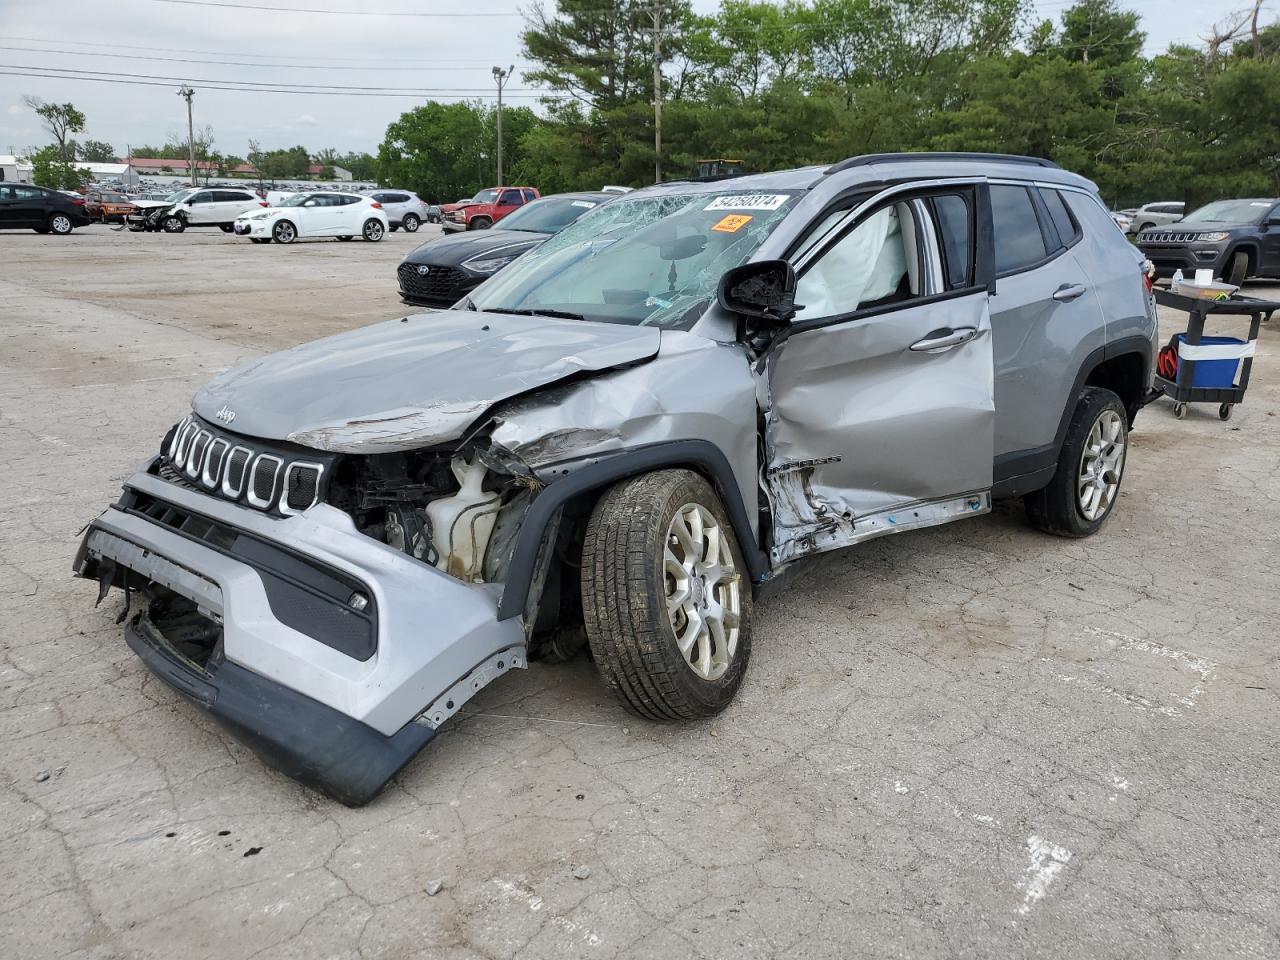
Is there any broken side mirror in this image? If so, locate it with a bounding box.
[718,259,797,333]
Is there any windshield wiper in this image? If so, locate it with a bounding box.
[481,307,587,321]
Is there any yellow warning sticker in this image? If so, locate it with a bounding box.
[711,214,753,233]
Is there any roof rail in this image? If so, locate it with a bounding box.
[824,152,1060,175]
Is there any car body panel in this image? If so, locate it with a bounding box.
[192,312,663,451]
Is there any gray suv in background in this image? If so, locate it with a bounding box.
[367,189,428,232]
[1127,200,1185,234]
[76,153,1156,804]
[1137,197,1280,284]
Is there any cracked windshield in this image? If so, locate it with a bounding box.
[463,191,799,328]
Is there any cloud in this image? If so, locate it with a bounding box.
[6,105,23,115]
[293,114,320,127]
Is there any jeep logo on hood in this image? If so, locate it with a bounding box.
[215,404,236,425]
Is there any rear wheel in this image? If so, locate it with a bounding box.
[49,213,74,235]
[1024,387,1128,538]
[272,220,297,244]
[402,213,421,233]
[1224,250,1249,286]
[468,216,492,230]
[362,218,384,242]
[581,469,752,721]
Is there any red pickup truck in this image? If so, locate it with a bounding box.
[441,186,540,232]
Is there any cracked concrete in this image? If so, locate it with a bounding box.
[2,226,1278,959]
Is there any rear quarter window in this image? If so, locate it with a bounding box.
[1040,188,1080,246]
[990,184,1049,274]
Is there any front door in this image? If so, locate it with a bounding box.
[762,182,996,565]
[185,190,215,224]
[494,188,524,221]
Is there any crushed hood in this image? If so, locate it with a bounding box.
[193,311,661,453]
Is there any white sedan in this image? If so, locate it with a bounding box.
[234,192,388,244]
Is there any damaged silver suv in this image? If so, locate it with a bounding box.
[76,153,1157,804]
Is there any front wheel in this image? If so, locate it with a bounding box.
[1024,387,1128,538]
[362,219,384,242]
[402,213,420,233]
[468,216,492,231]
[581,469,752,721]
[161,215,185,233]
[1224,251,1249,286]
[272,220,297,244]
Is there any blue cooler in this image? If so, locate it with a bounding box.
[1173,334,1246,388]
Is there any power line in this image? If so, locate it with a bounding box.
[0,35,528,64]
[0,68,549,98]
[4,64,538,93]
[144,0,520,15]
[0,44,521,71]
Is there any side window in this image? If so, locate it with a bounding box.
[990,185,1048,274]
[499,189,523,205]
[337,195,359,205]
[16,186,44,199]
[1040,188,1080,247]
[522,189,538,203]
[0,186,13,200]
[371,193,388,203]
[928,194,974,290]
[386,193,409,204]
[189,191,214,205]
[794,201,923,321]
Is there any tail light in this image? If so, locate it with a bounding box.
[259,201,269,207]
[1141,259,1154,294]
[70,197,85,206]
[370,201,383,209]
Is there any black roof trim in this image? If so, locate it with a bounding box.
[825,152,1060,175]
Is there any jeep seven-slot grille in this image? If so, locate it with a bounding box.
[161,416,329,516]
[397,262,477,307]
[1141,232,1202,244]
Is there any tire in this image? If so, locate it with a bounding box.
[337,235,353,241]
[272,220,297,244]
[1224,250,1249,286]
[468,216,492,230]
[581,469,752,721]
[1136,222,1155,233]
[161,214,185,233]
[1024,387,1128,538]
[362,219,384,242]
[1173,402,1188,420]
[49,213,74,235]
[402,213,420,233]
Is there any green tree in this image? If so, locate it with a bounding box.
[29,145,90,190]
[76,139,117,162]
[22,97,86,162]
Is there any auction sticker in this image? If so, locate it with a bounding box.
[705,194,789,212]
[712,214,753,233]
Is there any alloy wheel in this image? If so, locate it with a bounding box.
[1078,409,1125,521]
[364,220,384,241]
[663,502,742,681]
[50,214,72,234]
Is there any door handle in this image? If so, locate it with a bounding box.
[909,326,977,352]
[1052,283,1088,302]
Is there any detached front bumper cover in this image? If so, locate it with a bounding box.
[75,465,527,805]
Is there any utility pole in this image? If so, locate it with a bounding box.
[176,85,196,186]
[643,7,670,184]
[492,65,513,186]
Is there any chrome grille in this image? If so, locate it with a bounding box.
[1141,232,1200,243]
[161,416,327,515]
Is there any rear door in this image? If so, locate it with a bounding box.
[214,190,259,222]
[762,180,996,564]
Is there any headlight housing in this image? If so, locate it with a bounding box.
[464,255,517,275]
[1197,232,1229,242]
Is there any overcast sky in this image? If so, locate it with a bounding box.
[0,0,1267,158]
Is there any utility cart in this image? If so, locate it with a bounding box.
[1153,288,1276,421]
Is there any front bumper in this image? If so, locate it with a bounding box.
[1137,241,1229,277]
[75,467,527,804]
[234,218,273,237]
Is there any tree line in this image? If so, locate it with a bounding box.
[379,0,1280,209]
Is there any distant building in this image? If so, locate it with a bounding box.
[126,157,352,181]
[82,162,138,185]
[0,155,34,183]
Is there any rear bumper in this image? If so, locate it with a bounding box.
[75,468,527,803]
[126,609,434,806]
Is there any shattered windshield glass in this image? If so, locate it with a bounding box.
[464,190,800,329]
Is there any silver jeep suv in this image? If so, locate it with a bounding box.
[76,153,1157,805]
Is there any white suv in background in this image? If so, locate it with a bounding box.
[156,187,269,233]
[1126,201,1185,234]
[367,190,428,233]
[234,191,388,244]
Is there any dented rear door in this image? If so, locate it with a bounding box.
[761,182,996,565]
